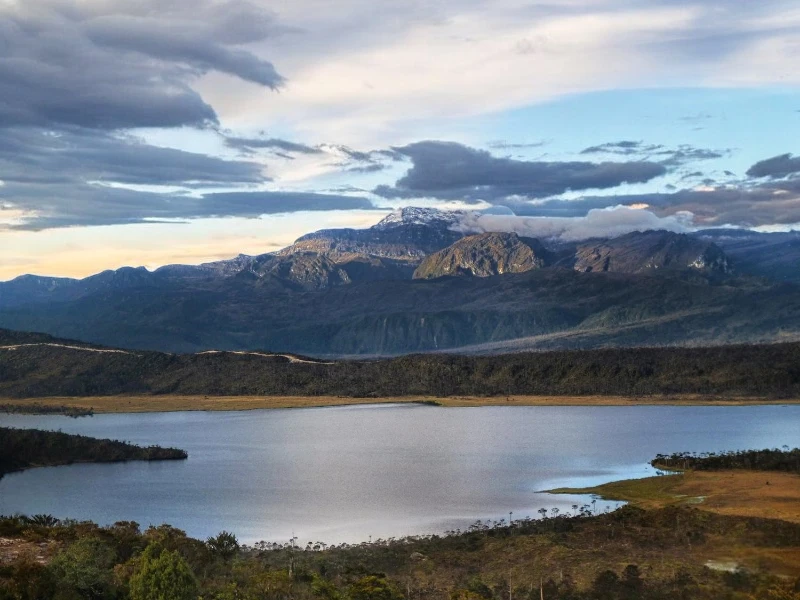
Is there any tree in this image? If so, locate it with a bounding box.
[348,576,403,600]
[206,531,240,561]
[129,543,197,600]
[49,537,117,599]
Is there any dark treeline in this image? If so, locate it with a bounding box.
[1,505,799,600]
[653,447,800,473]
[0,403,92,417]
[0,428,187,478]
[2,330,800,399]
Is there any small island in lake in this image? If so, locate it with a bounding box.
[0,427,187,479]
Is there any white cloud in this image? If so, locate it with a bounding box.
[196,0,797,146]
[452,206,696,241]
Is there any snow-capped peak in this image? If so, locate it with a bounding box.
[373,207,463,230]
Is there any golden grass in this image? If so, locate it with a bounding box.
[3,394,800,413]
[550,469,800,524]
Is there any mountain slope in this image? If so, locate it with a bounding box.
[1,268,798,355]
[698,230,800,283]
[413,232,551,279]
[574,231,730,275]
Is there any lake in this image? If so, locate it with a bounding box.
[1,404,798,544]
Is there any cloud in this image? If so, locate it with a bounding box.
[747,154,800,178]
[548,180,800,228]
[580,141,727,167]
[488,140,549,150]
[224,136,322,155]
[0,125,377,230]
[375,141,667,201]
[580,141,664,156]
[5,185,375,231]
[0,0,285,130]
[346,164,387,174]
[0,128,265,187]
[452,206,695,242]
[219,0,800,146]
[658,146,727,167]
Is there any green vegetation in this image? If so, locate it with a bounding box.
[0,428,187,478]
[0,403,92,417]
[1,506,800,599]
[653,448,800,473]
[2,328,800,399]
[129,543,197,600]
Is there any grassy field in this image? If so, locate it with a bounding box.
[549,469,800,524]
[2,394,800,414]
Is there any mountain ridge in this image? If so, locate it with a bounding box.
[2,207,799,356]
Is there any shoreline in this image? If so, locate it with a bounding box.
[1,394,800,414]
[547,469,800,524]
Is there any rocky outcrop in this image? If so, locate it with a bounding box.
[413,232,551,279]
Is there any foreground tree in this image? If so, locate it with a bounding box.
[49,537,117,599]
[129,543,197,600]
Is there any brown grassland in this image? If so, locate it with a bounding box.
[549,469,800,576]
[3,394,800,413]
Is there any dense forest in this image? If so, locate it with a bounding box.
[2,328,800,399]
[653,448,800,473]
[0,428,187,478]
[1,505,799,600]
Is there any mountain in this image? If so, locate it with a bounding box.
[3,207,800,356]
[1,265,799,355]
[0,266,162,308]
[2,328,799,399]
[413,232,552,279]
[573,231,730,275]
[283,207,464,262]
[697,229,800,283]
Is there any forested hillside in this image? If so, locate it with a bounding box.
[2,329,799,398]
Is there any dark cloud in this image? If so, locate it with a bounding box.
[4,181,375,230]
[320,144,403,173]
[326,145,374,162]
[0,124,381,229]
[0,128,265,187]
[658,146,726,167]
[747,154,800,178]
[225,136,322,155]
[532,179,800,228]
[581,141,726,167]
[375,141,667,201]
[0,0,284,130]
[346,164,387,174]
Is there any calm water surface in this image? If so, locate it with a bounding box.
[1,404,798,544]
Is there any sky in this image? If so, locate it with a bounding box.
[1,0,799,280]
